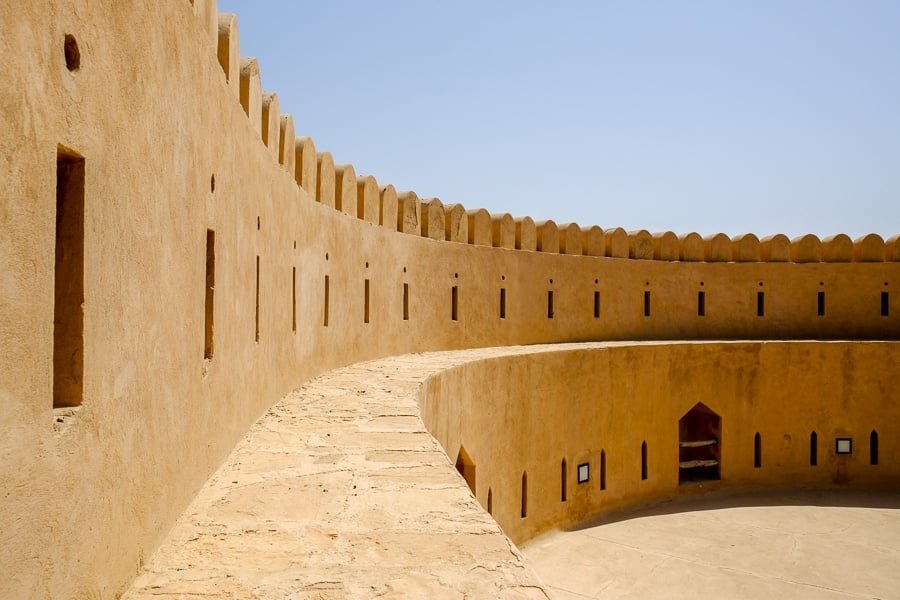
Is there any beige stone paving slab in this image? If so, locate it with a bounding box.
[523,489,900,600]
[123,347,566,599]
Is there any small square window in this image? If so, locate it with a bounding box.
[835,438,852,455]
[577,462,590,484]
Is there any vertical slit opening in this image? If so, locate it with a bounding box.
[403,282,409,321]
[810,431,818,466]
[870,430,879,465]
[64,35,80,71]
[499,287,506,319]
[487,488,493,515]
[254,256,260,342]
[54,148,85,408]
[697,291,705,316]
[817,291,825,317]
[323,275,330,327]
[364,279,370,324]
[754,432,761,468]
[641,441,648,480]
[882,291,889,317]
[599,450,606,490]
[204,230,215,359]
[547,290,554,319]
[757,291,765,317]
[451,285,458,321]
[291,266,297,333]
[560,458,567,502]
[594,290,600,318]
[521,471,527,518]
[643,290,651,317]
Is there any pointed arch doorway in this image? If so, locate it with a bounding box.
[679,403,721,484]
[455,446,476,494]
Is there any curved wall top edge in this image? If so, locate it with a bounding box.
[189,2,898,263]
[416,341,900,544]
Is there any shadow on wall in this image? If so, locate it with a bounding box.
[569,485,900,530]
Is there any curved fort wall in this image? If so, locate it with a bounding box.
[0,2,897,598]
[419,342,900,544]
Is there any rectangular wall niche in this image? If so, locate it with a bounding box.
[54,147,85,408]
[323,275,330,327]
[291,266,297,333]
[204,230,215,359]
[451,285,458,321]
[364,279,370,324]
[577,462,590,484]
[254,256,261,342]
[835,437,852,455]
[402,282,409,321]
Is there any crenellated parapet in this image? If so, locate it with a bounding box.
[191,2,896,265]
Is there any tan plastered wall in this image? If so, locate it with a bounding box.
[419,342,900,544]
[0,2,898,599]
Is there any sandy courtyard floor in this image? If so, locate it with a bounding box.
[522,489,900,600]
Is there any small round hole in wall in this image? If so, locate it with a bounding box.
[210,174,216,193]
[594,279,599,284]
[885,282,889,286]
[402,266,407,273]
[501,275,505,281]
[820,281,824,286]
[700,281,704,286]
[454,273,459,278]
[645,281,650,286]
[549,279,553,284]
[64,35,80,71]
[759,281,764,286]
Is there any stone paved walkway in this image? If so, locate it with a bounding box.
[124,346,573,599]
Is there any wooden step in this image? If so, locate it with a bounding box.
[679,439,717,448]
[679,459,719,469]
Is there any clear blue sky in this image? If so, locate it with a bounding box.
[219,1,899,239]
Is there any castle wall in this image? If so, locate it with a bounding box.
[0,2,898,598]
[419,342,900,544]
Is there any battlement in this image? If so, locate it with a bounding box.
[190,1,896,265]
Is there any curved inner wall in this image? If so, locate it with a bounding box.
[419,342,900,544]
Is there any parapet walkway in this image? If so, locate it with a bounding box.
[123,345,576,599]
